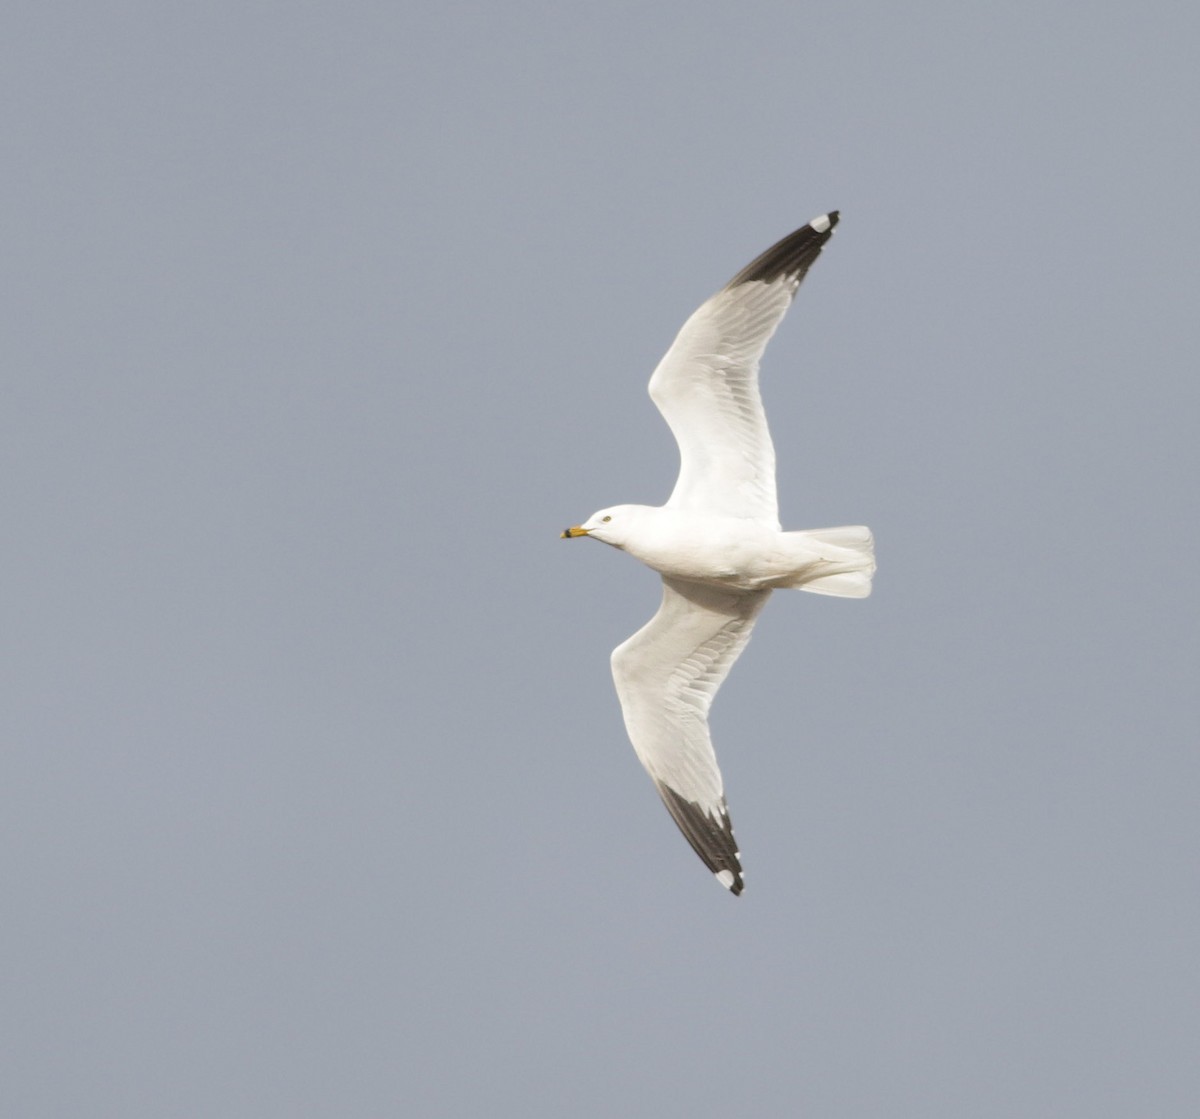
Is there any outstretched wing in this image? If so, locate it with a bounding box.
[610,576,771,895]
[647,212,839,526]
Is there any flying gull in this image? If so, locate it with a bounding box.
[562,212,874,895]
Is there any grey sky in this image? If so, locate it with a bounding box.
[3,2,1198,1116]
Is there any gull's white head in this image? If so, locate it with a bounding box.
[560,504,646,548]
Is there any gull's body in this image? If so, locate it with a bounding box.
[563,212,874,895]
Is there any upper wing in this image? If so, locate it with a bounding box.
[610,576,771,895]
[647,213,840,526]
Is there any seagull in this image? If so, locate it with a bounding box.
[561,212,875,896]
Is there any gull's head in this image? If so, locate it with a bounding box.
[560,504,642,547]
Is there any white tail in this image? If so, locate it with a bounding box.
[786,525,875,598]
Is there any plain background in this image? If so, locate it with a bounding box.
[3,2,1197,1115]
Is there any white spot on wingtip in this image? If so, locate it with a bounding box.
[809,213,832,233]
[715,869,736,889]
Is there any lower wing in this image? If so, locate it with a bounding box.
[610,576,771,894]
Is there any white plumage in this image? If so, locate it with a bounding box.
[562,212,874,895]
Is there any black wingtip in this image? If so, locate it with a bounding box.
[655,782,745,895]
[725,210,840,289]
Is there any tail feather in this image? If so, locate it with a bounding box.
[800,569,874,598]
[787,525,875,598]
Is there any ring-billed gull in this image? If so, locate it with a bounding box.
[561,212,875,896]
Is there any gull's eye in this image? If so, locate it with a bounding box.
[602,515,612,523]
